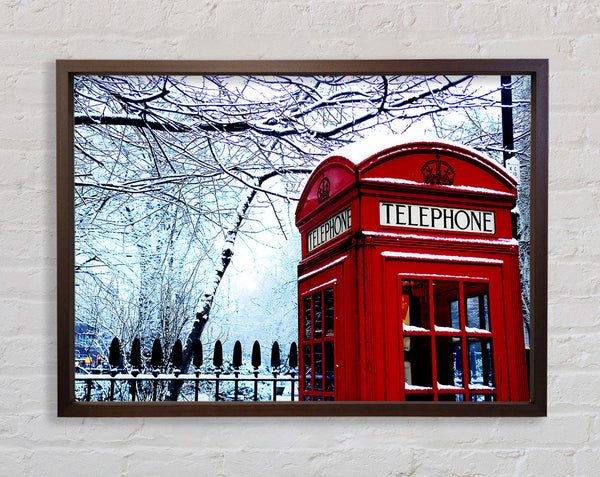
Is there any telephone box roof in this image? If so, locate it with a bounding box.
[328,134,482,163]
[296,135,518,225]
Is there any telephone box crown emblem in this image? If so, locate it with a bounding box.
[421,155,456,185]
[317,176,331,203]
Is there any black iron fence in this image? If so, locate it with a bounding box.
[75,337,299,402]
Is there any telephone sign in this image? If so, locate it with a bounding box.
[379,201,495,234]
[306,207,352,253]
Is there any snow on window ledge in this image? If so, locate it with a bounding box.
[465,326,492,334]
[468,384,495,391]
[404,384,433,391]
[434,325,461,333]
[437,383,464,391]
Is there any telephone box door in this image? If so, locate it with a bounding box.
[384,256,515,402]
[298,261,346,401]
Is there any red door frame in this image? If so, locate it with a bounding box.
[382,254,520,401]
[298,259,347,401]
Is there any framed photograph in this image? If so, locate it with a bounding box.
[57,59,547,417]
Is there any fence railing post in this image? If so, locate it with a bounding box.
[233,341,242,401]
[171,339,183,401]
[150,339,163,401]
[271,342,280,402]
[252,341,261,401]
[129,376,137,402]
[130,338,141,402]
[108,337,120,401]
[213,340,223,401]
[289,342,298,402]
[85,379,92,401]
[193,340,203,402]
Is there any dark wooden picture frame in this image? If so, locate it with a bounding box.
[57,59,547,417]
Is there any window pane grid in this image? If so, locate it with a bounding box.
[300,286,335,401]
[401,277,496,402]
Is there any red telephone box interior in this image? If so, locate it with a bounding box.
[295,137,529,402]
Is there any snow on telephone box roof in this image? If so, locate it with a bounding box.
[322,133,505,167]
[296,134,518,226]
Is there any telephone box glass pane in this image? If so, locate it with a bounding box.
[303,296,312,340]
[401,280,430,330]
[405,394,434,401]
[468,338,494,387]
[314,343,323,391]
[470,394,495,402]
[438,394,465,402]
[313,291,322,339]
[303,345,312,391]
[433,281,460,330]
[464,283,490,331]
[404,336,433,388]
[436,336,463,387]
[325,341,334,392]
[449,300,459,329]
[324,287,334,337]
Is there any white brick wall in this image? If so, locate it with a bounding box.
[1,0,598,475]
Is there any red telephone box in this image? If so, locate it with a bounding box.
[295,137,529,402]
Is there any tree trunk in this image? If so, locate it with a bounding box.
[167,186,258,399]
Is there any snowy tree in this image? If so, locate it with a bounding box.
[74,74,531,389]
[428,76,531,342]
